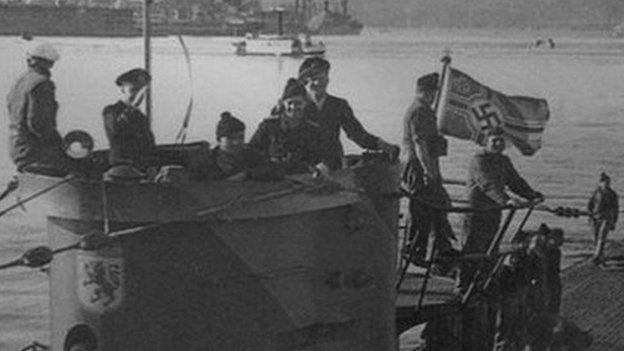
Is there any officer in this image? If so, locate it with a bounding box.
[401,72,455,263]
[7,42,68,175]
[460,127,543,289]
[250,78,327,175]
[298,57,399,170]
[102,68,156,172]
[587,172,619,264]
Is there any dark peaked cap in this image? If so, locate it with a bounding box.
[298,57,330,80]
[216,111,245,139]
[281,78,306,100]
[600,172,610,182]
[417,72,439,91]
[115,68,151,87]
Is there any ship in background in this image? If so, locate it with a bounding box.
[0,0,362,37]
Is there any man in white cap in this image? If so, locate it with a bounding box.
[6,42,67,175]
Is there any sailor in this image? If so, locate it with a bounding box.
[102,68,156,173]
[460,127,543,288]
[587,172,619,264]
[201,112,279,181]
[401,72,455,262]
[6,42,69,176]
[250,78,327,175]
[298,57,399,170]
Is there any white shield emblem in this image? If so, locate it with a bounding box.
[77,245,124,313]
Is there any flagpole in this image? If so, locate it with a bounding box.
[143,0,152,124]
[433,52,451,114]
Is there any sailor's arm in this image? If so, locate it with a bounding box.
[613,191,619,226]
[339,99,383,149]
[401,104,417,163]
[27,81,58,140]
[587,190,597,214]
[504,156,540,201]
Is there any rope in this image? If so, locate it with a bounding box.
[0,175,74,219]
[175,35,194,144]
[0,176,18,203]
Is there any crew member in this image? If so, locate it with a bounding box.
[7,42,68,175]
[587,172,619,264]
[401,72,455,262]
[200,112,278,181]
[250,78,327,175]
[460,127,543,288]
[298,57,398,170]
[102,68,156,172]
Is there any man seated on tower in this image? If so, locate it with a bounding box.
[102,68,156,179]
[250,78,328,175]
[7,42,71,176]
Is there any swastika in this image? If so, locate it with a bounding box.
[471,102,501,131]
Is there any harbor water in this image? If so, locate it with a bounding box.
[0,29,623,349]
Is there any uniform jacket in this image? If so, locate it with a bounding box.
[402,99,439,162]
[462,150,538,254]
[303,94,380,170]
[102,101,156,169]
[588,186,619,225]
[6,67,63,169]
[249,116,326,174]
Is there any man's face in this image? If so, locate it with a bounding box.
[304,70,329,96]
[416,87,435,105]
[120,83,146,105]
[599,179,609,189]
[485,134,506,154]
[28,57,54,70]
[219,131,245,154]
[282,96,307,120]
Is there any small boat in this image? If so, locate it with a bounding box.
[233,33,325,57]
[232,8,325,57]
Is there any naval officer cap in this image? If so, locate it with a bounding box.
[417,72,439,91]
[115,68,151,87]
[27,42,60,62]
[298,57,330,80]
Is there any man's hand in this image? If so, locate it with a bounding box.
[378,140,400,162]
[532,191,545,203]
[312,163,330,178]
[506,197,528,208]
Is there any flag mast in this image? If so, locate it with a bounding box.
[143,0,152,123]
[433,51,452,114]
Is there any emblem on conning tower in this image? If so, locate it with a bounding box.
[77,248,124,313]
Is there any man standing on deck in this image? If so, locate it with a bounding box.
[6,42,68,176]
[298,57,399,170]
[460,127,543,289]
[588,172,619,264]
[401,72,456,263]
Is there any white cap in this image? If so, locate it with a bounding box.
[26,42,60,62]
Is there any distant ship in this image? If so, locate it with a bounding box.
[305,6,363,35]
[232,9,325,57]
[0,3,261,38]
[0,3,141,37]
[252,0,363,36]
